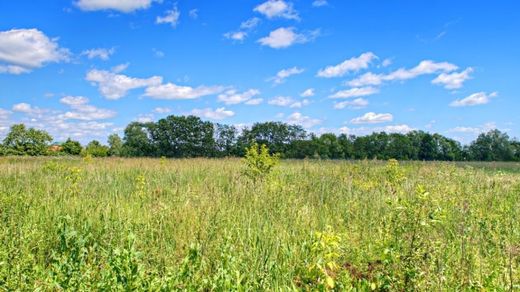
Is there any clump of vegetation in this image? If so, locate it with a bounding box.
[242,143,279,180]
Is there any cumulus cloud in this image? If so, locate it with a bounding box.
[450,91,497,107]
[86,69,163,99]
[153,107,171,114]
[12,103,46,116]
[268,96,309,108]
[59,96,116,121]
[81,48,115,60]
[218,89,261,105]
[350,112,393,124]
[329,87,379,99]
[347,60,458,87]
[145,82,224,100]
[224,31,248,41]
[317,52,377,78]
[254,0,299,20]
[448,122,497,135]
[190,107,234,120]
[300,88,315,97]
[76,0,157,12]
[224,17,261,42]
[432,67,473,89]
[156,5,180,27]
[286,112,321,128]
[334,98,368,109]
[269,66,304,84]
[245,98,264,105]
[258,27,318,49]
[0,28,70,74]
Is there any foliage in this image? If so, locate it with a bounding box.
[61,138,83,155]
[84,140,109,157]
[242,143,279,180]
[2,123,52,155]
[107,134,123,157]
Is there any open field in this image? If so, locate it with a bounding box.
[0,157,519,290]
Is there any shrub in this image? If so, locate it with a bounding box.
[242,143,279,180]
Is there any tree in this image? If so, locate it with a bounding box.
[240,122,306,156]
[84,140,109,157]
[3,124,52,156]
[108,134,123,157]
[62,138,83,155]
[151,115,215,158]
[122,122,156,157]
[214,123,238,157]
[468,129,513,161]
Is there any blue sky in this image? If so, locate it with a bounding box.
[0,0,519,144]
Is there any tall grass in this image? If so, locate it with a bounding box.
[0,157,518,290]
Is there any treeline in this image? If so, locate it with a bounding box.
[1,116,520,161]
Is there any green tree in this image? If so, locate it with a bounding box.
[240,122,306,156]
[84,140,109,157]
[122,122,156,157]
[151,115,215,158]
[62,138,83,155]
[3,124,52,156]
[108,134,123,157]
[468,129,513,161]
[214,123,238,157]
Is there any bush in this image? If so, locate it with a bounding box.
[242,143,279,180]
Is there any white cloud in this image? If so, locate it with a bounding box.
[58,96,116,121]
[334,98,368,109]
[347,60,458,87]
[224,31,248,41]
[258,27,318,49]
[254,0,299,20]
[0,28,70,74]
[81,48,115,60]
[312,0,328,7]
[317,52,377,78]
[379,124,414,134]
[240,17,261,29]
[224,17,261,42]
[245,98,264,105]
[191,107,235,120]
[218,89,261,105]
[381,58,392,67]
[12,103,46,115]
[269,66,304,84]
[86,69,162,99]
[144,82,224,100]
[156,5,180,27]
[300,88,315,97]
[111,63,129,73]
[0,108,11,120]
[450,91,497,107]
[154,107,171,114]
[329,87,379,99]
[76,0,157,12]
[268,96,309,108]
[448,122,497,135]
[189,9,198,19]
[136,113,154,123]
[432,67,473,89]
[286,112,321,128]
[351,112,393,124]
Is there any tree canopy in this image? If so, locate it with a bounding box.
[1,117,519,161]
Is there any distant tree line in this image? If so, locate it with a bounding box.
[1,116,520,161]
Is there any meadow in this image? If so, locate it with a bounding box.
[0,156,519,290]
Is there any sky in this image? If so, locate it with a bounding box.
[0,0,519,144]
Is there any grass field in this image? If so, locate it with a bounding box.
[0,157,519,290]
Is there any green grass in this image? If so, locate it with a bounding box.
[0,157,518,290]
